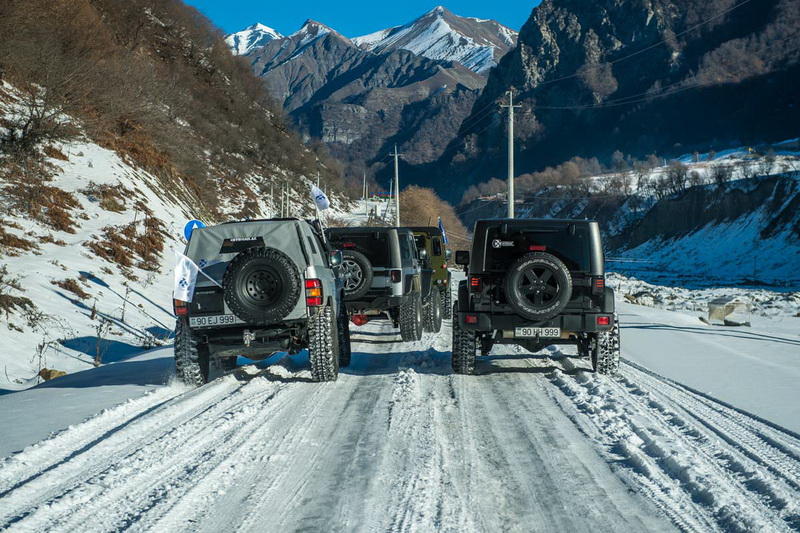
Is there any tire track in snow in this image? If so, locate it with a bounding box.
[543,353,800,532]
[0,384,188,496]
[0,376,274,530]
[616,363,800,529]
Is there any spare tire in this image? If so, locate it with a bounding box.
[340,250,373,299]
[223,247,301,324]
[504,252,572,321]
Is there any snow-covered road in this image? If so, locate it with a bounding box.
[1,308,799,532]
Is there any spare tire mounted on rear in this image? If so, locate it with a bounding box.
[224,247,301,324]
[504,252,572,321]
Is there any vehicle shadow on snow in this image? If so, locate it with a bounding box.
[30,356,174,389]
[342,349,454,377]
[475,354,587,376]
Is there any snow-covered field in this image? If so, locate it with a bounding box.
[1,292,798,532]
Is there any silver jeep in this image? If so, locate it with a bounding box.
[173,219,350,385]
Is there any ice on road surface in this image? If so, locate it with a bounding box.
[0,307,798,532]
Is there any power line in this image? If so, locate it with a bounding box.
[532,0,757,89]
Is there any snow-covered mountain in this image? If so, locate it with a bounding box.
[225,23,283,56]
[353,6,517,74]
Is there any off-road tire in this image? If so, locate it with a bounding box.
[504,252,572,321]
[337,300,352,368]
[399,292,423,342]
[223,247,300,325]
[174,317,209,386]
[452,304,477,374]
[441,281,452,319]
[594,314,620,375]
[308,305,340,382]
[422,288,443,333]
[340,250,373,299]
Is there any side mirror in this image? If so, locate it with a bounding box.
[329,250,343,267]
[445,249,452,261]
[455,250,470,266]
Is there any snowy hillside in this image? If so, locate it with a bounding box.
[460,147,800,286]
[225,23,283,56]
[0,83,348,391]
[353,6,517,74]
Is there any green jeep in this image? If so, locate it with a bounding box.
[410,227,452,330]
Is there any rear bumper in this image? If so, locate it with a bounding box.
[344,293,410,313]
[456,311,614,334]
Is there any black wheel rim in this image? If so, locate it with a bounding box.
[341,259,363,293]
[241,267,281,306]
[517,265,560,309]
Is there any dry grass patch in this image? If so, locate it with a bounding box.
[41,233,67,246]
[42,145,68,161]
[51,278,91,300]
[1,161,81,233]
[85,213,167,272]
[0,224,40,256]
[0,265,35,318]
[80,181,128,212]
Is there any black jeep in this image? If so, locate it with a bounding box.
[452,218,619,374]
[326,227,426,341]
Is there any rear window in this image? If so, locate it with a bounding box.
[432,237,442,256]
[485,225,591,272]
[399,235,414,263]
[329,233,390,266]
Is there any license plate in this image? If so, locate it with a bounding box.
[189,314,244,328]
[514,327,561,338]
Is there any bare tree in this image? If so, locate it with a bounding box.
[94,318,112,367]
[758,150,777,176]
[711,164,734,188]
[666,161,689,193]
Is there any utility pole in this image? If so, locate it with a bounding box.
[270,182,274,218]
[391,144,401,227]
[362,171,367,217]
[501,90,521,219]
[384,174,393,223]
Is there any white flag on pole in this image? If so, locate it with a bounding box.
[173,250,222,302]
[311,185,330,211]
[173,250,200,302]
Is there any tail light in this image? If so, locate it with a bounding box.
[351,314,369,326]
[469,276,482,292]
[305,279,323,307]
[528,245,547,251]
[341,242,356,248]
[592,277,605,295]
[390,270,401,283]
[465,314,478,324]
[596,315,610,326]
[173,299,188,316]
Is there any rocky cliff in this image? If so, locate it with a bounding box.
[416,0,800,202]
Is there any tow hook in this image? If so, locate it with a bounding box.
[243,329,255,347]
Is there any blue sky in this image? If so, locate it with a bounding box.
[184,1,540,37]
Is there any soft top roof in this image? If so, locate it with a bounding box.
[327,226,411,235]
[473,218,596,229]
[406,226,443,236]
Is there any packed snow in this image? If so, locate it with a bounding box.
[1,297,798,531]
